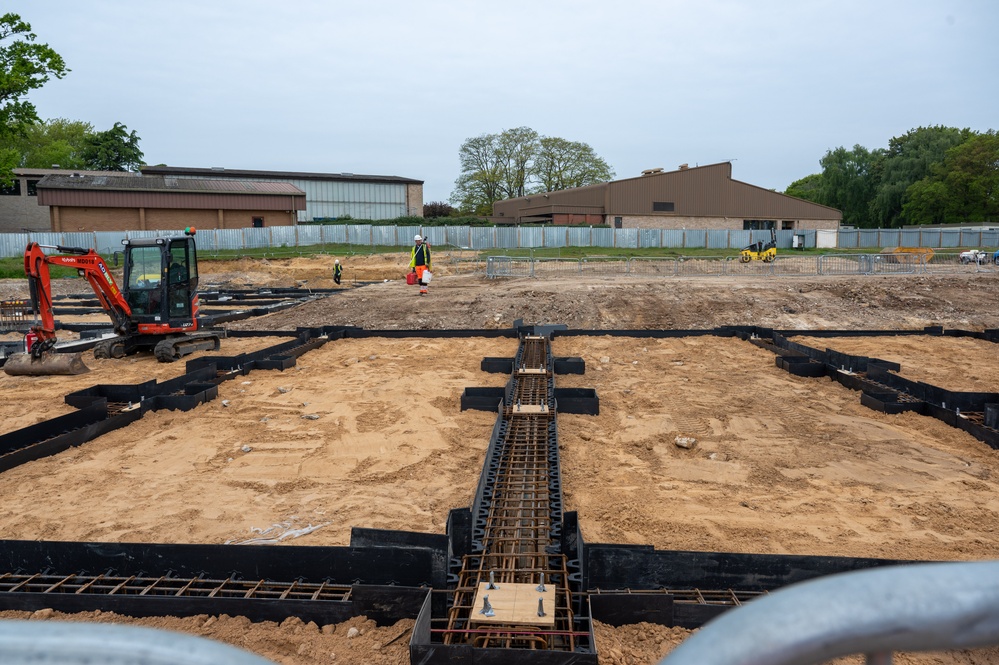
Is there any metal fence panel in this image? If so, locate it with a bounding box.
[0,233,29,258]
[771,256,820,276]
[960,230,983,247]
[469,227,495,249]
[615,228,638,249]
[347,225,372,247]
[543,227,568,248]
[533,258,581,277]
[270,227,296,248]
[985,231,999,247]
[370,226,397,247]
[297,225,323,247]
[939,230,962,248]
[495,227,518,249]
[486,256,532,278]
[729,230,752,249]
[566,227,591,247]
[212,229,244,251]
[591,228,614,248]
[675,256,729,276]
[321,225,348,245]
[684,230,707,248]
[837,230,858,248]
[900,230,921,246]
[637,229,660,248]
[445,226,471,248]
[519,227,544,248]
[819,254,869,275]
[661,229,684,248]
[579,257,630,276]
[628,257,677,276]
[920,230,942,247]
[706,230,730,249]
[871,253,918,274]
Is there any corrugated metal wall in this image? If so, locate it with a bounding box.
[2,227,998,258]
[163,174,408,221]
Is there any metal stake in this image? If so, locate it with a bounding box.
[537,597,546,617]
[536,573,546,592]
[480,595,495,617]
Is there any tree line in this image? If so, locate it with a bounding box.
[449,126,614,216]
[785,126,998,228]
[1,13,144,186]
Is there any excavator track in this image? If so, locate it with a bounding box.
[153,333,221,363]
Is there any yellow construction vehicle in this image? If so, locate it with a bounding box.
[740,228,777,263]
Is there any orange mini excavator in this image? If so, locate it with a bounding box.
[4,228,221,376]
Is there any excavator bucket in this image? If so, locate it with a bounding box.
[3,351,90,376]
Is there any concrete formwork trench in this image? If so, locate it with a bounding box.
[0,319,997,664]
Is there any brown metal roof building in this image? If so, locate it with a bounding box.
[141,166,424,222]
[492,162,841,231]
[36,173,306,233]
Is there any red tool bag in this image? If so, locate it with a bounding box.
[406,272,418,285]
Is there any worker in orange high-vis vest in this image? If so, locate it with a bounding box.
[409,234,432,295]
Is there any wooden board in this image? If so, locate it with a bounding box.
[469,581,556,627]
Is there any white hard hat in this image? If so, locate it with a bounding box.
[334,259,339,264]
[414,234,422,241]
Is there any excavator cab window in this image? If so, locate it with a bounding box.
[125,246,164,316]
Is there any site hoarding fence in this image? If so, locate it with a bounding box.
[2,226,998,260]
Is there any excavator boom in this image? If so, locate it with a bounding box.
[5,243,132,376]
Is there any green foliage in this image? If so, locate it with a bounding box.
[80,121,144,171]
[818,144,883,227]
[533,136,614,192]
[8,117,92,170]
[902,130,999,225]
[0,13,69,185]
[450,127,614,215]
[784,173,824,202]
[868,126,972,227]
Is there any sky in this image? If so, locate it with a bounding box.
[8,0,998,203]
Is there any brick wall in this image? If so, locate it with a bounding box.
[406,184,424,217]
[0,175,50,232]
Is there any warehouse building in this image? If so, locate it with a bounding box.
[492,162,841,230]
[1,168,141,232]
[35,172,305,232]
[141,166,424,222]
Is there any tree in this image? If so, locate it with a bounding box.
[868,126,972,227]
[9,118,92,170]
[80,122,144,171]
[450,127,614,214]
[0,13,69,184]
[783,173,824,203]
[533,136,614,192]
[902,130,999,225]
[819,144,882,227]
[423,201,455,218]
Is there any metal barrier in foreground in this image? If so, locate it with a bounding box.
[0,621,275,665]
[660,560,999,665]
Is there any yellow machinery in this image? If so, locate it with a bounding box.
[740,229,777,263]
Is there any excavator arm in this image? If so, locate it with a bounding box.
[15,242,131,370]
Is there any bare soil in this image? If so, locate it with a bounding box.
[2,253,998,664]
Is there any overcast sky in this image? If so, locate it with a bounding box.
[9,1,998,203]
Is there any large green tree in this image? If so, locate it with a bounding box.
[533,136,614,192]
[868,126,972,227]
[80,121,144,171]
[783,173,824,203]
[450,127,614,214]
[9,117,92,169]
[902,130,999,225]
[0,13,69,183]
[819,144,883,227]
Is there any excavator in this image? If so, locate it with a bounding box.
[4,228,221,376]
[739,228,777,263]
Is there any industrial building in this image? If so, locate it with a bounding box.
[1,169,141,232]
[141,166,424,222]
[492,162,841,230]
[34,172,305,232]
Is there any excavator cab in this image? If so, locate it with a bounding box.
[122,236,198,323]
